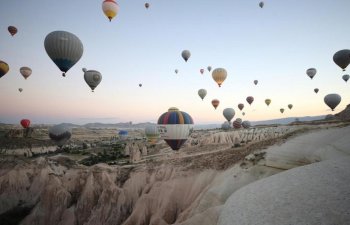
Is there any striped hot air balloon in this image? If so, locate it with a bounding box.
[0,61,9,78]
[157,107,194,150]
[102,0,119,21]
[44,31,83,77]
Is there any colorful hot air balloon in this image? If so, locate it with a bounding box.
[181,50,191,62]
[233,119,242,129]
[306,68,317,79]
[288,104,293,110]
[200,69,204,74]
[246,96,254,105]
[49,124,72,147]
[145,3,149,9]
[18,88,23,93]
[259,2,264,8]
[175,69,178,74]
[238,103,244,111]
[223,108,235,122]
[207,66,212,72]
[333,49,350,71]
[44,31,84,77]
[324,94,341,111]
[157,107,194,150]
[221,121,230,131]
[254,80,258,85]
[20,119,30,128]
[118,130,128,140]
[102,0,119,22]
[145,124,160,144]
[212,99,220,109]
[265,99,271,106]
[0,61,9,78]
[280,108,285,113]
[342,74,349,82]
[20,67,32,79]
[242,121,251,129]
[212,68,227,87]
[82,68,102,92]
[198,89,207,100]
[8,26,17,36]
[314,88,319,94]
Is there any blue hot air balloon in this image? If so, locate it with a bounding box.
[118,130,128,140]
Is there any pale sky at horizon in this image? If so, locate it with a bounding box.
[0,0,349,125]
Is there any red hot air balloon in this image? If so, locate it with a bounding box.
[8,26,17,36]
[200,69,204,74]
[238,103,244,111]
[20,119,30,128]
[212,99,220,109]
[246,96,254,105]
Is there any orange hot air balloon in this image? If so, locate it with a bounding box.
[238,103,244,111]
[246,96,254,105]
[211,99,220,109]
[102,0,119,22]
[20,119,30,128]
[200,69,204,74]
[8,26,17,36]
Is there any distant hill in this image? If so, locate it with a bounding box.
[251,115,326,126]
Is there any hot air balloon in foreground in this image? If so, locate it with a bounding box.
[333,49,350,71]
[212,99,220,109]
[198,89,207,100]
[324,94,341,111]
[102,0,119,21]
[82,68,102,92]
[49,124,72,148]
[181,50,191,62]
[342,74,349,83]
[0,61,9,78]
[145,124,160,144]
[265,99,271,106]
[223,108,235,122]
[8,26,17,36]
[212,68,227,87]
[44,31,83,77]
[20,67,32,79]
[157,107,194,150]
[20,119,30,128]
[306,68,317,79]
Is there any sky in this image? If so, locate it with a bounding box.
[0,0,349,125]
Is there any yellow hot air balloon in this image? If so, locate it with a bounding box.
[102,0,119,22]
[265,99,271,106]
[0,61,9,78]
[212,68,227,87]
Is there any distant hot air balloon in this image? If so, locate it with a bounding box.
[333,49,350,71]
[288,104,293,110]
[246,96,254,105]
[265,99,271,106]
[223,108,235,122]
[238,103,244,111]
[280,108,285,114]
[157,107,194,150]
[20,119,30,128]
[175,69,178,74]
[44,31,84,77]
[324,93,341,111]
[254,80,258,85]
[207,66,212,72]
[259,2,264,8]
[242,121,251,129]
[221,121,231,131]
[242,112,246,116]
[102,0,119,22]
[18,88,23,93]
[200,69,204,74]
[139,83,142,87]
[8,26,17,36]
[306,68,317,79]
[82,68,102,92]
[118,130,128,140]
[0,60,9,78]
[212,68,227,87]
[211,99,220,109]
[145,3,149,9]
[181,50,191,62]
[20,67,32,79]
[342,74,349,82]
[49,124,72,147]
[145,124,160,144]
[198,89,207,100]
[233,119,242,129]
[314,88,319,94]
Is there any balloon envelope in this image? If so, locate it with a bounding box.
[265,99,271,106]
[288,104,293,110]
[20,119,30,128]
[242,121,251,129]
[259,2,264,8]
[212,99,220,109]
[145,124,160,144]
[181,50,191,62]
[280,108,285,113]
[175,69,178,74]
[0,61,9,78]
[145,3,149,8]
[49,124,72,147]
[223,108,235,122]
[233,119,242,129]
[306,68,317,79]
[118,130,128,140]
[44,31,84,77]
[198,89,207,100]
[333,49,350,71]
[324,94,341,111]
[207,66,212,72]
[212,68,227,87]
[8,26,17,36]
[82,68,102,92]
[254,80,258,85]
[18,88,23,92]
[238,103,244,111]
[102,0,119,21]
[342,74,349,82]
[246,96,254,105]
[200,69,204,74]
[221,121,231,131]
[20,67,32,79]
[314,88,319,94]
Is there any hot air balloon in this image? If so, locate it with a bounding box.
[223,108,235,122]
[324,94,341,111]
[181,50,191,62]
[238,103,244,111]
[175,69,178,74]
[145,3,149,9]
[342,74,349,82]
[200,69,204,74]
[118,130,128,140]
[207,66,212,72]
[306,68,317,79]
[280,108,285,113]
[102,0,119,21]
[212,99,220,109]
[20,67,32,79]
[8,26,17,36]
[212,68,227,87]
[314,88,319,94]
[145,124,160,144]
[49,124,72,147]
[265,99,271,106]
[0,61,9,78]
[139,83,142,87]
[20,119,30,128]
[82,68,102,92]
[44,31,84,77]
[242,112,246,116]
[288,104,293,110]
[242,121,251,129]
[259,2,264,8]
[246,96,254,105]
[254,80,258,85]
[233,119,242,129]
[198,89,207,100]
[221,121,230,131]
[18,88,23,93]
[333,49,350,71]
[157,107,194,150]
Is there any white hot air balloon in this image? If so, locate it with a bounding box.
[20,67,32,79]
